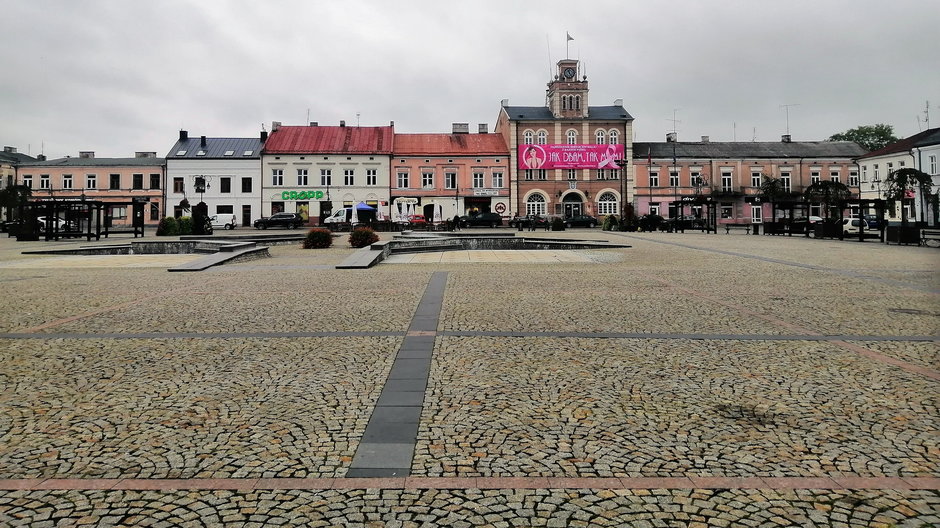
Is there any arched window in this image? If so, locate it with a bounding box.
[562,96,568,110]
[608,129,619,145]
[537,130,548,145]
[526,193,547,215]
[566,130,578,145]
[523,130,534,145]
[595,130,606,144]
[575,95,581,110]
[597,192,619,215]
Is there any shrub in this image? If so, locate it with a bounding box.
[177,216,193,235]
[303,228,333,249]
[602,215,619,231]
[156,216,179,236]
[349,227,379,248]
[550,217,565,231]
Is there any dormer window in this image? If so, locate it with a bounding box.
[224,150,235,156]
[176,150,187,156]
[196,150,206,156]
[243,150,253,156]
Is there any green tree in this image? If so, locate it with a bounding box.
[804,180,851,222]
[883,168,933,226]
[828,124,899,152]
[0,184,32,222]
[757,175,786,218]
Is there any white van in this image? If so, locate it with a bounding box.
[210,214,238,230]
[323,208,351,225]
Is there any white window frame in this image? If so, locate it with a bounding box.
[297,169,308,186]
[344,169,355,186]
[721,172,733,192]
[39,175,50,190]
[472,172,484,188]
[566,130,578,145]
[63,175,73,189]
[751,172,762,187]
[272,169,284,187]
[366,169,377,186]
[597,192,618,215]
[492,171,503,188]
[422,171,434,189]
[397,172,409,188]
[320,169,332,186]
[537,130,548,145]
[780,172,791,193]
[445,171,457,189]
[595,130,606,144]
[649,172,659,187]
[86,174,96,190]
[608,129,619,145]
[526,193,547,215]
[523,130,534,145]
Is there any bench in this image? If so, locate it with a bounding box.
[723,224,751,235]
[922,229,940,247]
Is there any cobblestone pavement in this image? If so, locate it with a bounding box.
[1,232,937,525]
[0,488,937,527]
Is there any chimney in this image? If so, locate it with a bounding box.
[309,122,318,126]
[665,133,677,143]
[79,151,94,158]
[3,146,16,154]
[200,136,207,147]
[452,123,469,134]
[260,130,268,143]
[272,121,281,131]
[781,134,791,143]
[701,136,710,143]
[340,120,346,127]
[500,99,509,107]
[390,120,395,127]
[179,130,188,142]
[478,123,488,134]
[37,154,47,161]
[135,152,156,158]
[614,98,623,106]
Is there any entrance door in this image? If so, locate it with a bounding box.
[751,205,763,223]
[562,194,583,218]
[241,205,251,227]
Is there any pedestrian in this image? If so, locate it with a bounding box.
[453,215,461,231]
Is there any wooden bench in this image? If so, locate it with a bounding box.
[723,224,751,234]
[921,229,940,247]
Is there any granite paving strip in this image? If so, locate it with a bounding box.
[2,476,939,490]
[346,271,448,478]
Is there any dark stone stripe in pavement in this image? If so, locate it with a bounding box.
[3,476,937,490]
[348,271,448,478]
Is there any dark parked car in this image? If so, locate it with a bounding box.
[460,212,503,227]
[508,214,548,229]
[564,215,598,228]
[253,212,304,229]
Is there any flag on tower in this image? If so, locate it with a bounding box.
[567,32,574,41]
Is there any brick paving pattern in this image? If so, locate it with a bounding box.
[1,231,937,525]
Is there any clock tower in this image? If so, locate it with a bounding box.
[547,59,589,118]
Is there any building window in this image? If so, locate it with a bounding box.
[830,171,840,183]
[297,169,308,186]
[721,203,733,219]
[173,177,184,193]
[492,172,503,188]
[344,169,354,186]
[366,169,377,186]
[320,169,332,186]
[690,172,702,187]
[649,172,659,187]
[131,174,143,190]
[811,171,821,184]
[574,95,581,110]
[22,175,32,189]
[472,172,484,188]
[537,130,547,145]
[568,169,577,181]
[566,130,577,145]
[110,174,121,190]
[220,177,231,193]
[597,192,618,215]
[397,172,409,188]
[595,130,606,144]
[780,172,791,193]
[86,174,97,190]
[649,202,660,216]
[596,170,606,181]
[526,193,547,215]
[523,130,534,145]
[241,177,252,193]
[150,203,160,221]
[874,164,879,179]
[849,171,859,186]
[63,175,73,189]
[445,171,456,189]
[609,169,620,180]
[421,171,434,189]
[150,174,160,189]
[40,175,50,190]
[930,155,937,174]
[721,171,733,192]
[669,170,679,187]
[609,130,619,144]
[524,169,533,181]
[537,169,547,180]
[272,169,284,186]
[271,201,284,214]
[751,172,762,187]
[216,205,234,214]
[111,207,127,219]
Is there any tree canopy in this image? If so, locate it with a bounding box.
[804,180,851,220]
[828,124,899,152]
[883,168,933,225]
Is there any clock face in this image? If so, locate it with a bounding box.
[564,67,575,78]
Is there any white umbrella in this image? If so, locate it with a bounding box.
[433,204,443,223]
[350,203,359,224]
[376,204,385,221]
[406,202,413,219]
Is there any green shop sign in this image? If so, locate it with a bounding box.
[281,190,325,200]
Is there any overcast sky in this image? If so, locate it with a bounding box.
[2,0,938,159]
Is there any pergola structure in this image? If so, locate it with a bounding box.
[16,198,147,241]
[667,195,718,234]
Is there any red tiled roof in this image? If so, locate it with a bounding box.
[263,126,394,154]
[857,127,940,159]
[393,134,509,156]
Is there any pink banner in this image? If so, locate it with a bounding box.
[518,144,624,170]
